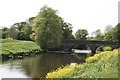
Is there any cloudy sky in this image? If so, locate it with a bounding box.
[0,0,119,35]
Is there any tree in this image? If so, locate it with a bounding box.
[91,29,101,37]
[31,5,63,50]
[62,22,74,39]
[9,26,18,39]
[116,23,120,43]
[10,22,32,40]
[27,17,35,23]
[104,25,113,33]
[104,24,119,42]
[91,29,103,40]
[75,29,88,40]
[17,22,32,40]
[0,27,9,39]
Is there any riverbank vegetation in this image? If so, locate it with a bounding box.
[0,38,42,60]
[46,49,119,78]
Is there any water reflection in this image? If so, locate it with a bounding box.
[0,53,88,79]
[0,64,29,79]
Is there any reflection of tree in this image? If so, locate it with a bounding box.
[21,56,42,78]
[21,54,85,79]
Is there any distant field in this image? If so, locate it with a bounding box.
[0,39,42,55]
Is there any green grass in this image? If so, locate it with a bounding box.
[46,49,119,78]
[0,38,42,55]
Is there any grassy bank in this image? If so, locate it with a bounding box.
[46,49,119,78]
[0,39,42,59]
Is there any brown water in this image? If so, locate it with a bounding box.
[0,53,89,79]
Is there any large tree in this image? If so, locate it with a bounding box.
[62,22,74,39]
[10,22,32,40]
[17,22,32,40]
[75,29,88,40]
[31,6,63,50]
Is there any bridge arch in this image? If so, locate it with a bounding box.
[72,43,91,50]
[68,43,99,54]
[87,44,119,56]
[61,40,119,55]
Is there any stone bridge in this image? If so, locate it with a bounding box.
[61,40,119,55]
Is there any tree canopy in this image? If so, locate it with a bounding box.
[62,22,74,39]
[104,24,119,42]
[90,29,104,40]
[0,27,9,39]
[75,29,88,40]
[31,6,63,50]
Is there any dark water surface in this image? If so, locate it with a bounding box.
[0,52,89,79]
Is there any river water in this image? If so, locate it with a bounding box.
[0,50,91,79]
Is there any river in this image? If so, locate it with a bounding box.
[0,50,91,79]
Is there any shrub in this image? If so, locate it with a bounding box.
[102,46,112,51]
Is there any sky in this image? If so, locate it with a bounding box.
[0,0,119,35]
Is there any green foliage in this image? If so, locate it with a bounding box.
[117,23,120,43]
[8,26,18,39]
[1,21,32,41]
[46,49,119,78]
[1,38,18,43]
[27,17,35,23]
[97,45,112,51]
[91,29,104,41]
[0,27,9,39]
[104,25,113,33]
[102,46,112,51]
[31,5,63,50]
[89,24,119,42]
[17,22,32,40]
[62,22,74,39]
[0,39,42,55]
[75,29,88,40]
[103,26,118,42]
[107,23,120,42]
[10,22,32,40]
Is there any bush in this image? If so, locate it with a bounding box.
[102,46,112,51]
[97,45,112,51]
